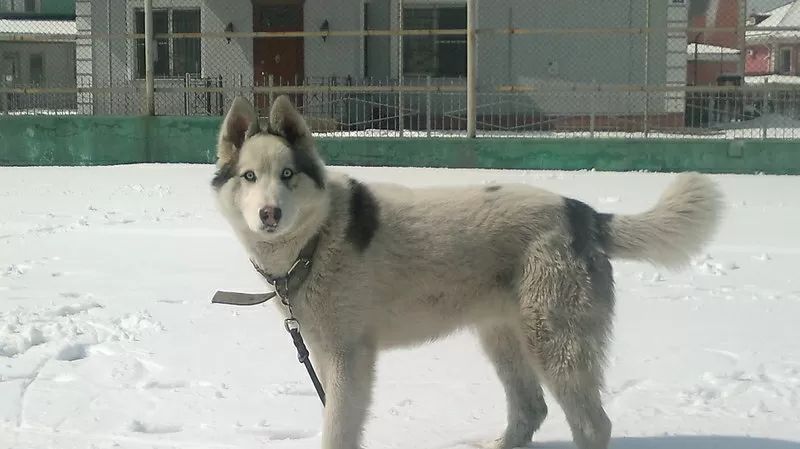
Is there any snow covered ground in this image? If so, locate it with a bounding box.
[1,164,799,449]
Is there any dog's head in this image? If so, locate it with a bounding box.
[211,95,328,240]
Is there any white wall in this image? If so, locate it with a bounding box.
[665,0,688,114]
[304,0,363,80]
[503,0,666,116]
[203,0,252,84]
[329,0,687,118]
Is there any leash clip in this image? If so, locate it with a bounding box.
[284,317,301,332]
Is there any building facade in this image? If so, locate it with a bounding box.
[74,0,687,130]
[0,0,76,113]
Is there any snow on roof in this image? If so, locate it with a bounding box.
[747,2,800,42]
[687,43,740,62]
[0,19,76,36]
[687,43,740,55]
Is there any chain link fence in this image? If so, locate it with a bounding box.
[2,0,800,139]
[0,9,77,114]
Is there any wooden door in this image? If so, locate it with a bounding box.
[253,2,305,116]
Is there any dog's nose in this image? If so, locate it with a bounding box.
[259,206,282,226]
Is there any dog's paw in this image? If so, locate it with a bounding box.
[486,436,535,449]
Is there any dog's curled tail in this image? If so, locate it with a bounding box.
[603,172,724,270]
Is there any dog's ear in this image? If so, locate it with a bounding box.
[217,96,260,167]
[269,95,326,189]
[268,95,311,147]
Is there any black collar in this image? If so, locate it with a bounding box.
[210,234,320,307]
[250,234,320,302]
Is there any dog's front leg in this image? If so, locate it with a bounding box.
[320,341,376,449]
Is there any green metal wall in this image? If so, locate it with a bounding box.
[0,116,798,174]
[40,0,76,15]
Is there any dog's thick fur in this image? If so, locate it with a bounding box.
[211,95,725,449]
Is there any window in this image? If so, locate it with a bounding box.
[402,5,466,77]
[0,0,38,12]
[778,47,792,75]
[1,52,19,84]
[258,5,300,30]
[29,53,43,85]
[135,8,201,78]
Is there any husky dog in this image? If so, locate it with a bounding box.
[211,95,724,449]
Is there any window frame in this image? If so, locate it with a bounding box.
[401,4,467,78]
[1,51,20,85]
[777,46,793,75]
[28,52,43,86]
[133,7,202,79]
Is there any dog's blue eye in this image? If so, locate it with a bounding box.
[281,168,294,180]
[242,170,256,182]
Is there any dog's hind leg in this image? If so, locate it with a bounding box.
[536,358,611,449]
[478,321,548,449]
[517,247,614,449]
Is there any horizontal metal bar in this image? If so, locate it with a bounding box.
[498,84,800,93]
[0,29,467,42]
[157,85,468,94]
[3,83,800,95]
[478,25,800,35]
[154,29,468,39]
[0,33,141,42]
[4,24,800,42]
[144,25,800,39]
[0,36,77,42]
[0,87,138,94]
[0,85,467,94]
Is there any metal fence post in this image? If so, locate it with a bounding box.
[590,79,597,139]
[643,0,650,138]
[1,78,7,115]
[738,0,747,78]
[143,0,155,115]
[761,81,769,140]
[426,75,432,138]
[268,75,275,107]
[397,0,404,137]
[184,73,190,115]
[466,0,477,138]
